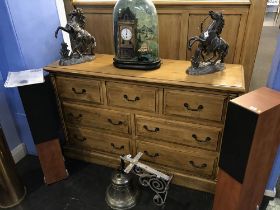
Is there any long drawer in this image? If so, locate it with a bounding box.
[63,102,131,134]
[136,141,217,177]
[106,81,157,112]
[135,115,221,151]
[67,127,130,155]
[56,76,102,104]
[164,89,227,121]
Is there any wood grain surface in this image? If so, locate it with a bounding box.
[45,54,245,93]
[45,54,245,193]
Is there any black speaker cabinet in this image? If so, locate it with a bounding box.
[18,75,68,184]
[213,87,280,210]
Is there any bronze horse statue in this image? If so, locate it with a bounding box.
[187,11,229,68]
[55,8,96,58]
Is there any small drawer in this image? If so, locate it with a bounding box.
[63,102,130,134]
[136,141,217,177]
[164,90,227,121]
[56,76,102,104]
[67,127,130,155]
[135,115,221,151]
[106,82,157,112]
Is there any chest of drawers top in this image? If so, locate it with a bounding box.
[45,54,245,93]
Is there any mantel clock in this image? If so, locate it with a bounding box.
[113,0,161,70]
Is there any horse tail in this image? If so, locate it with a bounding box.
[187,36,200,50]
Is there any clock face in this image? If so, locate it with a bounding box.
[121,28,132,41]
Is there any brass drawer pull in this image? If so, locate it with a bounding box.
[192,134,211,143]
[189,161,207,169]
[184,103,204,112]
[67,113,83,120]
[143,125,160,132]
[73,134,87,142]
[123,95,140,102]
[108,119,123,125]
[72,88,86,94]
[144,151,159,158]
[111,143,124,150]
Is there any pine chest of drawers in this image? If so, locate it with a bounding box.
[45,54,245,193]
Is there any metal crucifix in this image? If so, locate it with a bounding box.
[121,152,173,207]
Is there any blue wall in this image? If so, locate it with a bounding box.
[266,33,280,192]
[0,72,22,150]
[0,0,63,154]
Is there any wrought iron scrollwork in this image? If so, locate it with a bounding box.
[132,166,173,207]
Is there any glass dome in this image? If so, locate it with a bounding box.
[113,0,161,70]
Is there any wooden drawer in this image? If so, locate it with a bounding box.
[63,102,130,134]
[67,127,130,155]
[136,141,217,177]
[164,90,227,121]
[106,82,157,112]
[135,115,222,151]
[56,76,102,104]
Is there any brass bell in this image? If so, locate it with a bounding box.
[0,128,26,208]
[105,171,138,210]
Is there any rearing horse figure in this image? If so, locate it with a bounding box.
[55,8,96,58]
[187,11,229,68]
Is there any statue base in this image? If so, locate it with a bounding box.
[187,62,225,75]
[59,55,95,66]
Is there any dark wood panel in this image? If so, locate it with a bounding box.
[36,139,68,184]
[85,13,114,54]
[213,170,242,210]
[214,87,280,210]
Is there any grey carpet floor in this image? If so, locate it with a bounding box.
[250,26,279,91]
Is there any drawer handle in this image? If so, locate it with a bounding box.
[108,119,123,126]
[143,125,160,132]
[72,88,86,94]
[144,151,159,158]
[67,113,83,120]
[111,143,125,150]
[73,134,87,142]
[192,134,211,143]
[184,103,204,112]
[189,161,207,169]
[123,95,140,102]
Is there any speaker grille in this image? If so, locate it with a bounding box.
[219,102,258,183]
